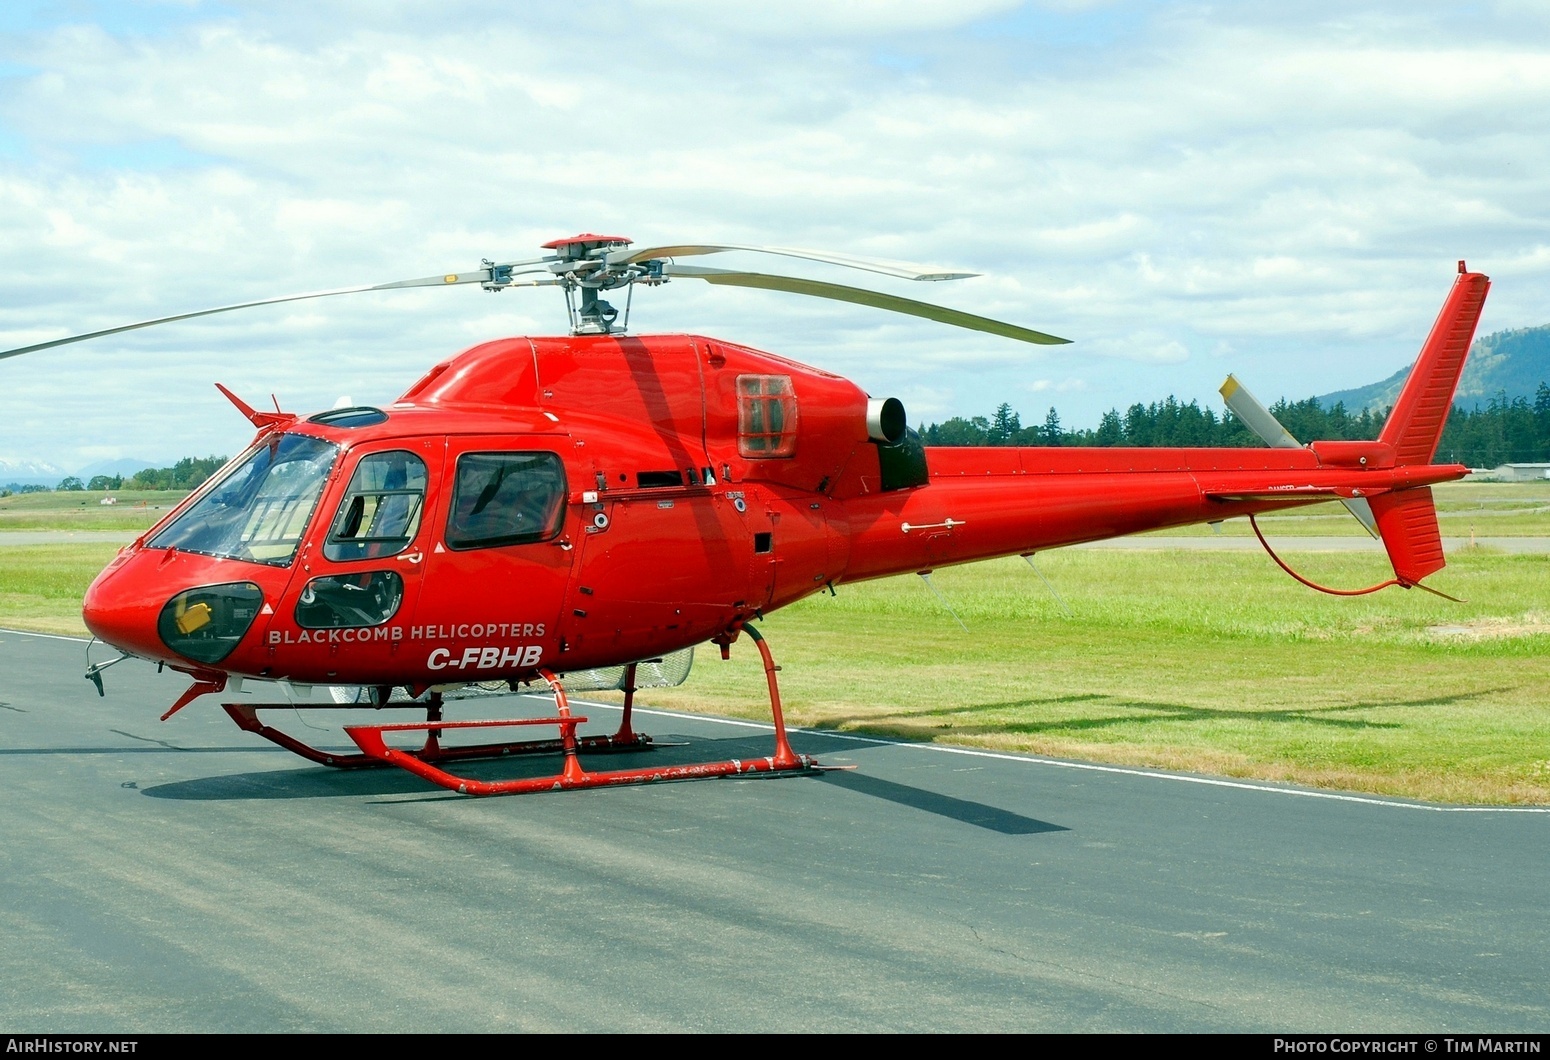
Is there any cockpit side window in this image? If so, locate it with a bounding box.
[445,451,566,550]
[147,434,338,567]
[324,450,428,562]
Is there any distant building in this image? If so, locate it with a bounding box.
[1474,463,1550,482]
[100,496,118,505]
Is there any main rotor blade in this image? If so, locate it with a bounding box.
[663,265,1070,345]
[614,243,978,282]
[0,268,546,361]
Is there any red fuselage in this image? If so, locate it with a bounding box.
[82,332,1466,690]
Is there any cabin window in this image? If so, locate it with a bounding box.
[325,450,428,562]
[294,571,405,629]
[445,451,566,550]
[147,434,338,567]
[737,375,798,458]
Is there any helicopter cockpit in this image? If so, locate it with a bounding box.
[146,433,338,567]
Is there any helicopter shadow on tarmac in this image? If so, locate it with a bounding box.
[134,728,1068,834]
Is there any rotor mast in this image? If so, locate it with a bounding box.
[528,234,662,336]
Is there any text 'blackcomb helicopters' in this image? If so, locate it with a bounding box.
[0,236,1488,795]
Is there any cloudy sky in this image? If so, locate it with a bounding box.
[2,0,1548,470]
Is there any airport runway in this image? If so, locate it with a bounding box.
[1,630,1546,1032]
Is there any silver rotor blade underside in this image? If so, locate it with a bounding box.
[0,269,554,361]
[664,265,1069,345]
[616,244,977,282]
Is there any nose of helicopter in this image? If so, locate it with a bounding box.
[83,550,268,668]
[82,553,167,660]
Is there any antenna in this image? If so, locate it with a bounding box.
[1021,553,1072,618]
[917,570,969,633]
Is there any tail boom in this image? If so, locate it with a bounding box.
[836,265,1485,594]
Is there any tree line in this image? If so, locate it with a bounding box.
[3,455,231,496]
[920,384,1550,468]
[6,383,1549,499]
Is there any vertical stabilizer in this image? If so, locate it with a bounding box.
[1378,265,1490,466]
[1369,487,1445,585]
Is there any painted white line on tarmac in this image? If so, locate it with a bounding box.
[0,628,91,642]
[572,698,1550,815]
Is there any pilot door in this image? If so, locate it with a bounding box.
[411,436,577,682]
[266,438,444,684]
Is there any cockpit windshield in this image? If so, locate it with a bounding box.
[148,434,339,567]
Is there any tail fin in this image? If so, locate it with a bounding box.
[1368,264,1489,587]
[1370,486,1445,585]
[1378,263,1490,466]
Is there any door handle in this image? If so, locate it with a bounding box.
[398,551,424,564]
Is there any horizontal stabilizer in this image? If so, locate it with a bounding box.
[1205,486,1340,501]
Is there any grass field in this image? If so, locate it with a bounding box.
[1,483,1546,804]
[0,489,188,530]
[0,544,123,635]
[620,547,1550,805]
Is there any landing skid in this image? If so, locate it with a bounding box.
[222,701,652,770]
[227,628,820,794]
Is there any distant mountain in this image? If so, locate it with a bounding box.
[0,456,68,489]
[1317,323,1550,412]
[1,456,158,490]
[74,457,159,481]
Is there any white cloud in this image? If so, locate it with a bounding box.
[638,0,1027,37]
[1,2,1548,465]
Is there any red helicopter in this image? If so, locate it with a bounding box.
[1,236,1489,795]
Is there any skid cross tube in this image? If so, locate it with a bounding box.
[341,638,817,795]
[222,695,652,770]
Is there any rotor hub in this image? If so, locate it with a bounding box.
[536,235,658,335]
[540,233,632,257]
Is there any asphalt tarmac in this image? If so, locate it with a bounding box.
[1,630,1546,1032]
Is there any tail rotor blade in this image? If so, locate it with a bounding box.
[1219,374,1301,449]
[1342,495,1382,540]
[1220,374,1383,539]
